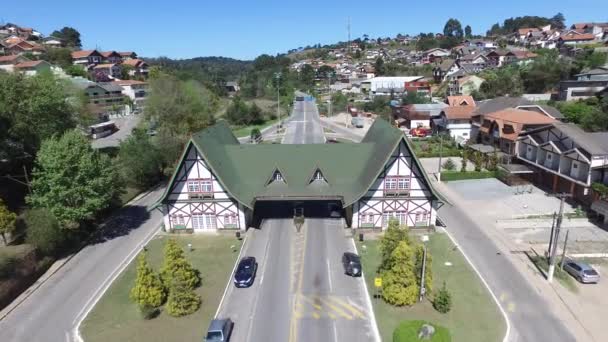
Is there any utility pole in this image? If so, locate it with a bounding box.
[347,16,351,56]
[275,72,282,132]
[547,193,571,283]
[560,229,570,270]
[437,134,444,181]
[419,235,429,302]
[327,74,332,117]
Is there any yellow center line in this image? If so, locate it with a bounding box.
[289,221,308,342]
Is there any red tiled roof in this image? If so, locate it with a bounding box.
[485,108,556,124]
[112,80,147,86]
[14,60,46,68]
[71,50,99,58]
[118,51,136,57]
[560,33,596,41]
[518,28,539,35]
[442,106,476,120]
[447,95,476,107]
[0,55,21,63]
[101,51,119,58]
[122,58,146,67]
[93,63,118,69]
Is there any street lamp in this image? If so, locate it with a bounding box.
[274,72,282,132]
[419,234,429,302]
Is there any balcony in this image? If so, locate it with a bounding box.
[383,189,410,197]
[188,192,214,200]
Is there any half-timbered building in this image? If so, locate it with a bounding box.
[157,119,443,232]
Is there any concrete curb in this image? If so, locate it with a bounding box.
[214,229,249,318]
[352,238,382,342]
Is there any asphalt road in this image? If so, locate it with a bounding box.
[91,114,142,149]
[0,186,165,342]
[438,203,576,342]
[217,96,378,342]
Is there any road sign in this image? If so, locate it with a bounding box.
[374,277,382,288]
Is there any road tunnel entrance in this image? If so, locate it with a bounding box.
[251,199,345,228]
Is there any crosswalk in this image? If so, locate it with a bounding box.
[294,294,367,320]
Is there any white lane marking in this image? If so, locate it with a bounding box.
[214,230,249,318]
[326,259,333,293]
[245,220,274,340]
[332,321,338,342]
[441,227,511,342]
[72,219,162,342]
[351,238,381,342]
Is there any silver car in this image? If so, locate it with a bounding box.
[563,261,600,284]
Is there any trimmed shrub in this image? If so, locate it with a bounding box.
[393,320,451,342]
[165,272,201,317]
[433,282,452,314]
[160,239,201,289]
[440,170,496,182]
[442,158,456,171]
[130,251,166,310]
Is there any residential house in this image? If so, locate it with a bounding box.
[225,81,240,94]
[516,122,608,204]
[403,80,431,97]
[516,28,540,43]
[558,32,597,46]
[71,78,128,120]
[4,38,43,55]
[448,75,484,96]
[435,105,476,143]
[41,36,63,48]
[485,50,507,67]
[558,77,608,101]
[475,108,556,155]
[432,59,460,82]
[121,58,149,78]
[574,67,608,81]
[14,60,51,76]
[101,51,122,64]
[71,50,103,66]
[0,55,29,72]
[422,48,450,64]
[91,63,121,81]
[361,76,423,97]
[394,103,448,129]
[118,52,137,61]
[0,41,6,55]
[112,80,148,111]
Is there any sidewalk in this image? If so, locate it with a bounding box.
[434,180,598,342]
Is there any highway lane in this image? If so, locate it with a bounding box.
[438,203,576,342]
[0,186,166,342]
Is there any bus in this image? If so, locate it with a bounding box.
[89,121,117,139]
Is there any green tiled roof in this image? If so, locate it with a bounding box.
[160,119,445,209]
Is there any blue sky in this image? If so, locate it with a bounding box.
[3,1,608,60]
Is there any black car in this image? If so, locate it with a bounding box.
[342,252,362,277]
[234,256,257,288]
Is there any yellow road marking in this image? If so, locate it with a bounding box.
[326,296,366,319]
[289,222,308,342]
[316,297,353,320]
[312,311,321,319]
[507,302,516,312]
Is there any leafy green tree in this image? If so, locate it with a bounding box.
[0,72,76,163]
[120,64,135,80]
[145,74,217,138]
[416,33,440,51]
[225,96,250,125]
[299,64,316,89]
[478,66,523,98]
[520,50,570,93]
[165,271,201,317]
[41,48,73,68]
[24,208,67,256]
[464,25,472,38]
[381,240,419,306]
[433,282,452,313]
[118,129,163,189]
[160,239,201,289]
[130,251,167,314]
[27,130,121,228]
[331,92,348,112]
[461,148,469,172]
[402,92,431,105]
[443,18,464,38]
[317,65,335,79]
[64,65,88,78]
[50,27,82,48]
[374,57,386,76]
[250,128,262,142]
[0,200,17,245]
[550,13,566,30]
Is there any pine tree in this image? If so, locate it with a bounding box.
[130,251,166,312]
[379,219,411,271]
[433,282,452,313]
[160,239,201,289]
[381,240,419,306]
[165,271,201,317]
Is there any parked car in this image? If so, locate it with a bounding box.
[563,260,600,284]
[205,318,233,341]
[234,256,258,288]
[328,203,341,218]
[342,252,362,277]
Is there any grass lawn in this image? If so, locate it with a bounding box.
[118,186,142,206]
[358,233,505,342]
[441,170,497,182]
[81,234,242,342]
[410,138,461,158]
[529,255,578,293]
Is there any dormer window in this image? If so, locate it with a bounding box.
[273,170,284,182]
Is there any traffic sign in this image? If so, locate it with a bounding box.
[374,277,382,288]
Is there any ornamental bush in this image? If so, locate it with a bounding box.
[130,251,166,311]
[165,271,201,317]
[433,282,452,314]
[381,241,419,306]
[160,239,201,289]
[442,158,456,171]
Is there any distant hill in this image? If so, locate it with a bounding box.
[145,56,253,83]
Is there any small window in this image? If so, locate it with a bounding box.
[314,170,324,181]
[273,171,283,181]
[547,153,552,160]
[572,163,578,169]
[201,179,213,192]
